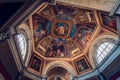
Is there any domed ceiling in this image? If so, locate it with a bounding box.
[32,3,97,58]
[27,1,117,77]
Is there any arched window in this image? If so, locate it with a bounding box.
[16,34,27,60]
[89,35,117,68]
[96,41,115,64]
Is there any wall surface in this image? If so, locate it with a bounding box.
[0,41,19,80]
[57,0,117,11]
[0,60,12,80]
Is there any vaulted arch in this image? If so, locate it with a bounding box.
[42,61,77,76]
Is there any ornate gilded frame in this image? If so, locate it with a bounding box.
[74,56,91,74]
[29,53,43,74]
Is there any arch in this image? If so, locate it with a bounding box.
[47,74,66,80]
[42,61,77,76]
[16,23,32,67]
[89,35,117,68]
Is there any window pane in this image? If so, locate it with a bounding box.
[99,46,104,52]
[102,51,107,56]
[108,44,114,49]
[104,42,109,46]
[97,57,102,64]
[97,50,101,57]
[16,34,26,60]
[101,43,107,49]
[105,47,111,53]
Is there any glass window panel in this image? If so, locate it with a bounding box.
[97,50,101,57]
[18,37,23,41]
[99,46,104,52]
[21,51,24,55]
[101,45,107,50]
[104,42,109,46]
[101,43,107,49]
[96,42,115,64]
[16,34,26,60]
[101,51,106,57]
[97,57,102,63]
[105,47,111,53]
[108,44,114,49]
[19,41,24,45]
[16,35,20,39]
[19,45,24,50]
[104,51,108,56]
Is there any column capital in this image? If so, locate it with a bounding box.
[0,30,11,42]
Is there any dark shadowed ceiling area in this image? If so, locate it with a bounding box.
[0,2,24,29]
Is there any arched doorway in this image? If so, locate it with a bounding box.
[47,67,69,80]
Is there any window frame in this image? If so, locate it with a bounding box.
[89,35,118,68]
[94,38,116,65]
[12,23,32,67]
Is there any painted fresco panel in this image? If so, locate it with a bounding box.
[29,55,43,72]
[75,56,91,74]
[99,12,117,33]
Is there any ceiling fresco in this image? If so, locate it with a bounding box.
[32,3,97,57]
[27,1,118,77]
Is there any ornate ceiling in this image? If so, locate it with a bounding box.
[33,3,96,58]
[27,1,117,78]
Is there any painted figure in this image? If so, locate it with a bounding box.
[101,13,116,30]
[55,22,66,35]
[30,57,41,71]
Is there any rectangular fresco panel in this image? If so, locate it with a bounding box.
[30,55,43,72]
[75,56,91,74]
[99,12,117,33]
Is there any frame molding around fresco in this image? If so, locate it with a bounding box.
[74,56,91,75]
[37,5,55,19]
[28,53,44,75]
[98,11,117,34]
[36,36,52,55]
